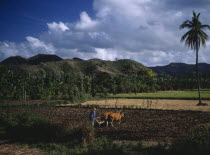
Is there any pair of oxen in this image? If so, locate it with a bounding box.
[95,110,124,127]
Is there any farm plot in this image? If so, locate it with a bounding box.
[108,90,210,100]
[82,99,210,112]
[1,107,210,142]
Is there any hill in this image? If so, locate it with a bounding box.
[1,54,63,65]
[0,55,151,77]
[3,54,209,77]
[1,56,28,65]
[27,54,63,65]
[150,63,210,76]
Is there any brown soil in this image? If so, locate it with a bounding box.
[1,107,210,142]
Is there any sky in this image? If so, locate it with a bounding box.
[0,0,210,67]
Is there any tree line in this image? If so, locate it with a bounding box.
[0,68,210,102]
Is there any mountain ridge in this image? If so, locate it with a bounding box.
[1,54,63,65]
[149,62,210,76]
[1,54,210,76]
[0,54,149,77]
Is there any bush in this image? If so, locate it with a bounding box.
[143,126,210,155]
[169,126,210,154]
[0,111,59,141]
[79,122,95,146]
[85,137,127,155]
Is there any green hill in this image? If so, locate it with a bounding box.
[0,54,153,77]
[149,63,210,76]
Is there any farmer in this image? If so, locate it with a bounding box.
[89,107,96,127]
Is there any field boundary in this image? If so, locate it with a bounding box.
[108,96,210,100]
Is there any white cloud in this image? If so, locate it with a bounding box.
[75,11,98,30]
[47,22,69,32]
[0,0,210,66]
[95,48,119,60]
[26,36,55,54]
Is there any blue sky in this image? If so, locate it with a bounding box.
[0,0,94,42]
[0,0,210,66]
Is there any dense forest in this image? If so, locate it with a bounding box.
[1,66,210,102]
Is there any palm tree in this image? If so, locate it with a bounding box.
[123,63,135,75]
[180,11,210,105]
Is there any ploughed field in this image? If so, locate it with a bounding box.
[1,107,210,141]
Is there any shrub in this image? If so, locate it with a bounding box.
[144,126,210,155]
[87,136,110,152]
[86,137,127,155]
[169,126,210,154]
[0,111,58,141]
[57,121,95,146]
[79,122,95,146]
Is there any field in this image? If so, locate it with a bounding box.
[0,106,210,142]
[82,99,210,112]
[1,90,210,154]
[109,90,210,100]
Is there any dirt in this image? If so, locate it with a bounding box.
[1,107,210,142]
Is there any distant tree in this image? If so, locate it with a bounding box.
[123,63,135,74]
[180,11,210,105]
[138,68,155,78]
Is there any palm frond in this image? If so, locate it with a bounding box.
[198,30,209,47]
[192,11,197,19]
[179,20,192,29]
[180,31,191,42]
[197,13,200,19]
[200,25,210,30]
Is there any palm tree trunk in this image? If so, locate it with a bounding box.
[196,47,202,105]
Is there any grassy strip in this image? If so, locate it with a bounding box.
[0,96,101,109]
[109,90,210,100]
[0,101,64,108]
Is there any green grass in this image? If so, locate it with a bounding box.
[109,90,210,100]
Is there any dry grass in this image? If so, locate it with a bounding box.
[81,99,210,112]
[0,144,44,155]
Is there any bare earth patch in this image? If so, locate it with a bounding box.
[0,144,44,155]
[82,99,210,112]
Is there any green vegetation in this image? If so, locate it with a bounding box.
[143,125,210,155]
[1,56,210,102]
[1,64,210,102]
[109,90,210,100]
[0,111,58,141]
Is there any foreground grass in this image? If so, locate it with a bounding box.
[109,90,210,100]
